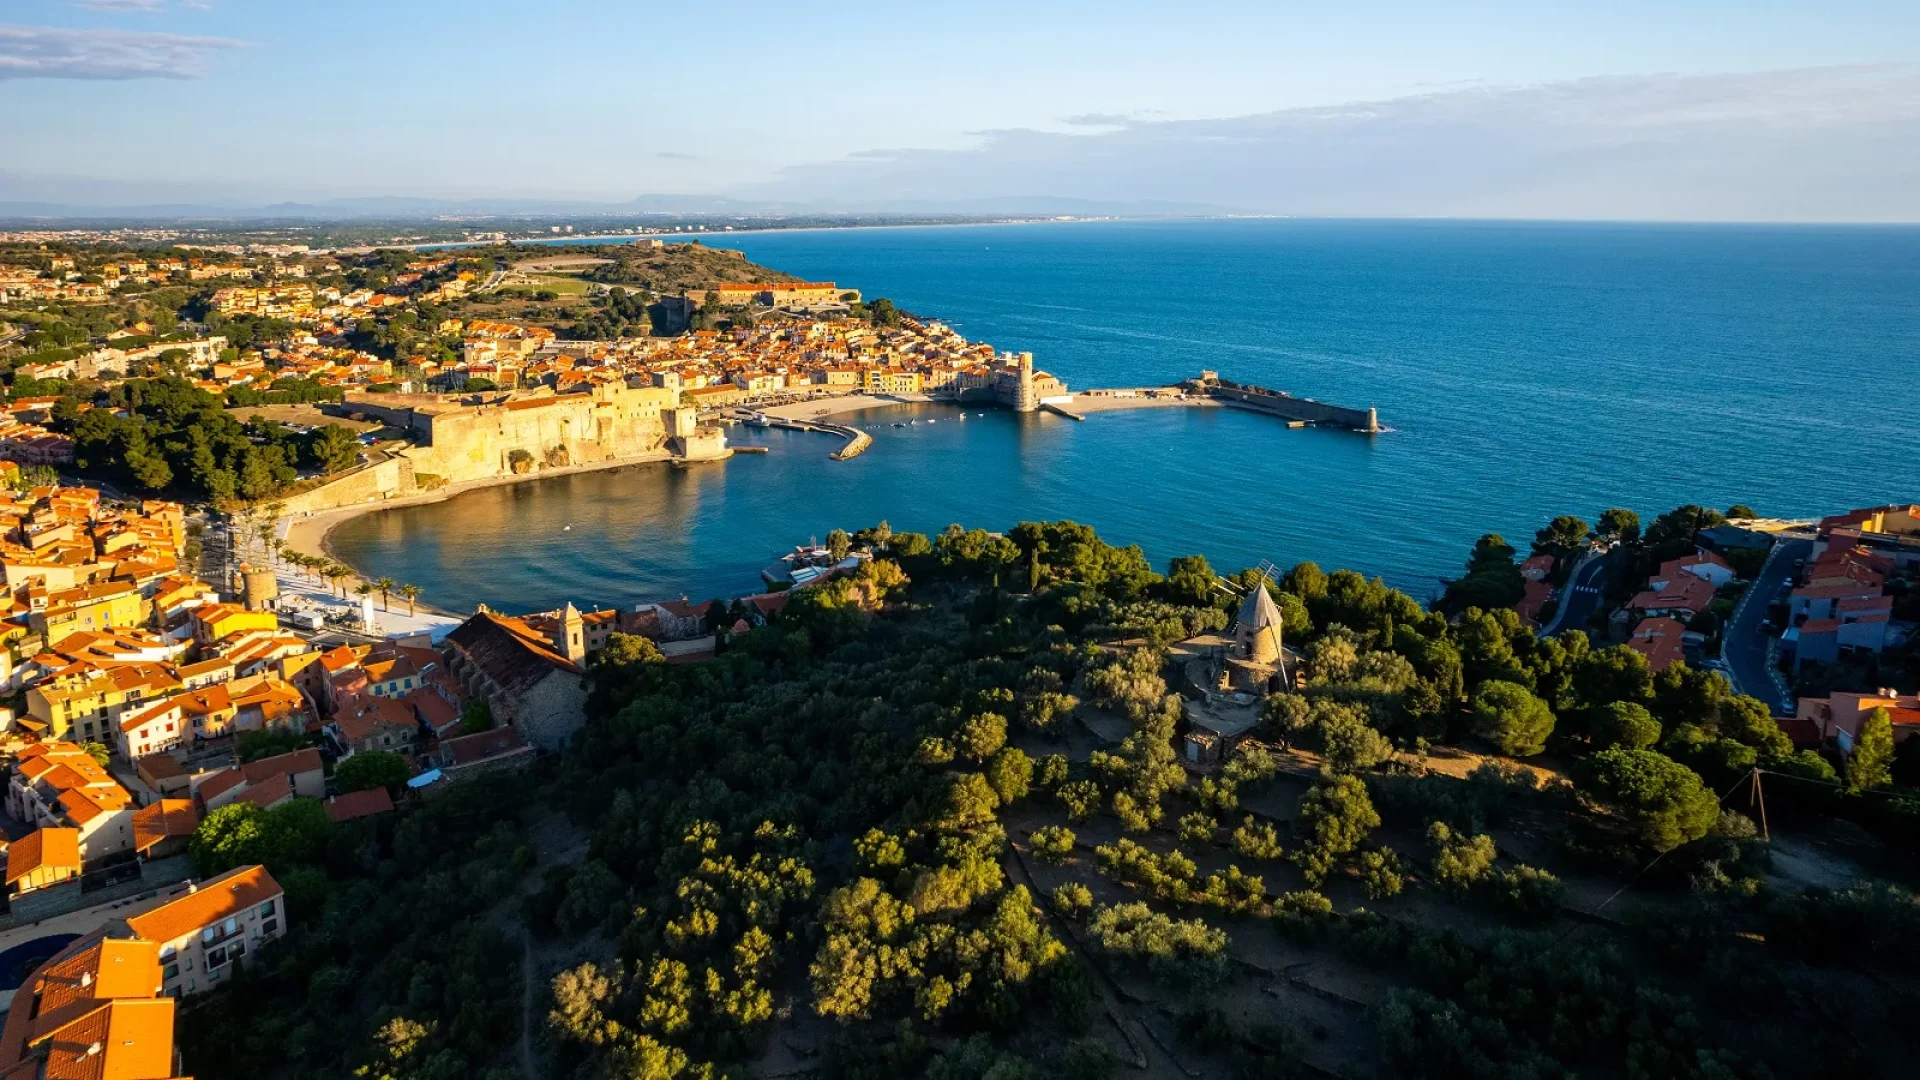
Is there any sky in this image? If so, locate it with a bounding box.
[3,0,1919,219]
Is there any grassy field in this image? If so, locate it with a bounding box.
[499,273,590,297]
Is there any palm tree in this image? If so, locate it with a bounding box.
[375,577,396,611]
[399,583,422,618]
[325,564,351,598]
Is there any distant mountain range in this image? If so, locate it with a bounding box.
[0,192,1245,223]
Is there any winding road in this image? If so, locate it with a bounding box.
[1722,534,1810,714]
[1539,550,1612,638]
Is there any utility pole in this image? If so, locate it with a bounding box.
[1749,767,1769,841]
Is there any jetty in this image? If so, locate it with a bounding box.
[737,410,872,460]
[1192,373,1380,432]
[1065,371,1380,432]
[1039,401,1086,421]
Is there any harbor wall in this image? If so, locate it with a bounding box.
[1204,381,1377,431]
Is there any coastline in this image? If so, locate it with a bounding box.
[410,215,1165,253]
[288,387,1240,617]
[279,447,684,613]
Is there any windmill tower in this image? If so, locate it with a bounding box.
[1219,560,1289,696]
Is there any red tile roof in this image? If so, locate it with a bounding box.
[131,800,198,854]
[325,787,394,823]
[5,827,79,884]
[236,772,292,810]
[125,865,281,946]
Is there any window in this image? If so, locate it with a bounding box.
[163,963,178,980]
[256,900,275,918]
[261,918,278,936]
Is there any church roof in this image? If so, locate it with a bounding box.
[444,610,582,699]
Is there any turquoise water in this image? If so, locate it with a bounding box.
[331,219,1920,612]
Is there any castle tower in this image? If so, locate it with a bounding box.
[554,601,587,664]
[1016,351,1036,412]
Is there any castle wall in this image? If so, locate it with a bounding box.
[403,385,677,484]
[278,455,416,514]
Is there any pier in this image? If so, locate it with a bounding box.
[1039,401,1086,421]
[737,410,873,460]
[1061,374,1380,432]
[1188,372,1380,432]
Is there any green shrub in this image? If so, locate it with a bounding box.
[1230,815,1283,860]
[1052,882,1094,919]
[1030,825,1076,865]
[1178,811,1217,847]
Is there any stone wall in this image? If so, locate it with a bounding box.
[277,455,416,515]
[400,385,676,485]
[0,854,191,930]
[285,385,680,510]
[1206,383,1378,431]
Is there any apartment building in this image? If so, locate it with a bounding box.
[124,865,286,998]
[0,931,186,1079]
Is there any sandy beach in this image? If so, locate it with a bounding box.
[754,392,933,420]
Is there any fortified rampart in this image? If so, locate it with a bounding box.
[277,455,416,515]
[344,384,678,485]
[1192,376,1379,432]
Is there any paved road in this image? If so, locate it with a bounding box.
[1540,550,1612,638]
[1723,535,1810,714]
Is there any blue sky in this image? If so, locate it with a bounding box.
[3,1,1918,218]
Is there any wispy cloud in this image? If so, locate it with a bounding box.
[655,151,700,161]
[1061,112,1133,127]
[0,24,243,80]
[73,0,171,12]
[757,66,1920,222]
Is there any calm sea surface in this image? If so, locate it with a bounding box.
[331,219,1920,612]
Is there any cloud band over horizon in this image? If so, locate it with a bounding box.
[753,65,1920,222]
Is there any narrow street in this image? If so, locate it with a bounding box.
[1722,535,1810,713]
[1539,550,1612,638]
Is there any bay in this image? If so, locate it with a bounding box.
[330,219,1920,612]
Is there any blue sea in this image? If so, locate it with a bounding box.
[330,219,1920,612]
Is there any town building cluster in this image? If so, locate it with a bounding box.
[1514,503,1919,756]
[1786,506,1920,746]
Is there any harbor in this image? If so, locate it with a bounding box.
[733,409,873,459]
[716,370,1381,463]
